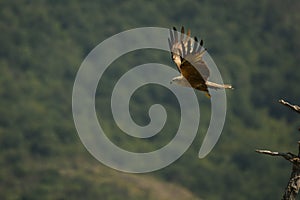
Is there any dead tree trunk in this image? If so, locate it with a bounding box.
[256,99,300,200]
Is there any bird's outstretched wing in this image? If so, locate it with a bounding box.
[168,26,191,72]
[168,26,209,81]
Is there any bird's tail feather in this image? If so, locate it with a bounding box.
[206,81,233,90]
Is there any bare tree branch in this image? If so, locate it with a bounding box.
[279,99,300,114]
[255,150,298,164]
[256,146,300,200]
[256,99,300,200]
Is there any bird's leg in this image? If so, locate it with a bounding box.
[205,92,211,98]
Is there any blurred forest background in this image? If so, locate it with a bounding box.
[1,0,300,199]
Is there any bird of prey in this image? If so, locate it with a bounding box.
[168,26,232,97]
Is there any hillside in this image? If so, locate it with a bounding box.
[0,151,199,200]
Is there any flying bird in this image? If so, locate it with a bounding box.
[168,26,232,97]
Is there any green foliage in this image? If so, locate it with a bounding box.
[0,0,300,199]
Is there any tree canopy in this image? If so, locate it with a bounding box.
[0,0,300,199]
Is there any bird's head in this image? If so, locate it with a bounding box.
[170,76,187,87]
[170,76,180,84]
